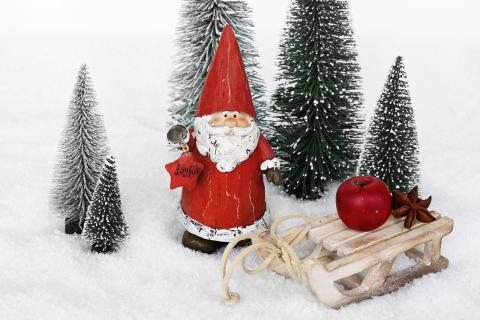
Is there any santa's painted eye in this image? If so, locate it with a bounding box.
[224,114,227,118]
[233,114,237,118]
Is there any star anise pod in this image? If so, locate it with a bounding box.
[391,186,437,229]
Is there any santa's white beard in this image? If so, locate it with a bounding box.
[193,116,260,172]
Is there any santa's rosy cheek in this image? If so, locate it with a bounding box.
[236,117,251,128]
[208,116,224,127]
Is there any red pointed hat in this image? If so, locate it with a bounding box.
[195,25,256,118]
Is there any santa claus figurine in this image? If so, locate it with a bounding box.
[166,25,281,254]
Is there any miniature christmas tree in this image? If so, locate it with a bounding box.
[83,156,128,253]
[169,0,268,132]
[359,56,420,192]
[271,0,364,200]
[51,65,109,234]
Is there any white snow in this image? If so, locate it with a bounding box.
[1,0,480,319]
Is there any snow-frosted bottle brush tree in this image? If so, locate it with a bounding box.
[359,56,420,192]
[169,0,268,132]
[50,65,109,234]
[83,156,128,253]
[270,0,364,200]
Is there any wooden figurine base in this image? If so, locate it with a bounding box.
[253,211,453,309]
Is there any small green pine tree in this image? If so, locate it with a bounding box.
[359,56,420,192]
[83,156,128,253]
[271,0,364,200]
[51,65,109,234]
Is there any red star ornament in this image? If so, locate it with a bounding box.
[165,152,204,191]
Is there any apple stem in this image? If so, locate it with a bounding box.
[354,180,370,187]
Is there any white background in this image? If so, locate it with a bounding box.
[1,1,479,319]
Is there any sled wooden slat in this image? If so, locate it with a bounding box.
[308,218,346,243]
[334,212,442,257]
[322,217,399,251]
[253,211,454,309]
[310,214,340,228]
[325,216,451,272]
[275,215,339,244]
[322,228,367,250]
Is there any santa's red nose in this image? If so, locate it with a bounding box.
[224,118,237,128]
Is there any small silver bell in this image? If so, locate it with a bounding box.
[167,124,189,145]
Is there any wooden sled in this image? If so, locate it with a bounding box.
[222,211,453,309]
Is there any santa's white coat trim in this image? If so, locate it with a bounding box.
[177,207,269,242]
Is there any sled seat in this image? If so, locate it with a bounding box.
[254,211,453,309]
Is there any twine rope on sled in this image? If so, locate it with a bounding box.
[220,214,323,304]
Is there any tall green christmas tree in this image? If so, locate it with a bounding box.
[51,65,109,234]
[359,56,420,192]
[83,156,128,253]
[271,0,363,200]
[169,0,268,131]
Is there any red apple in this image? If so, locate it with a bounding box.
[336,176,392,231]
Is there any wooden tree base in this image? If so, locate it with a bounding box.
[65,218,82,235]
[254,211,453,309]
[91,243,115,254]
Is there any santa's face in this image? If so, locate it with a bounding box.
[208,111,252,128]
[193,111,260,173]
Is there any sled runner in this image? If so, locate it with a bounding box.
[221,212,453,309]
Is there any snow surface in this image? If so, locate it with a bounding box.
[1,0,480,319]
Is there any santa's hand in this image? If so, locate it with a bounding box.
[167,124,189,146]
[266,168,282,186]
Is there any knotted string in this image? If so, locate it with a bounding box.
[220,214,322,304]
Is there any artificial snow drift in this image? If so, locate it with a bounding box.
[1,0,480,319]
